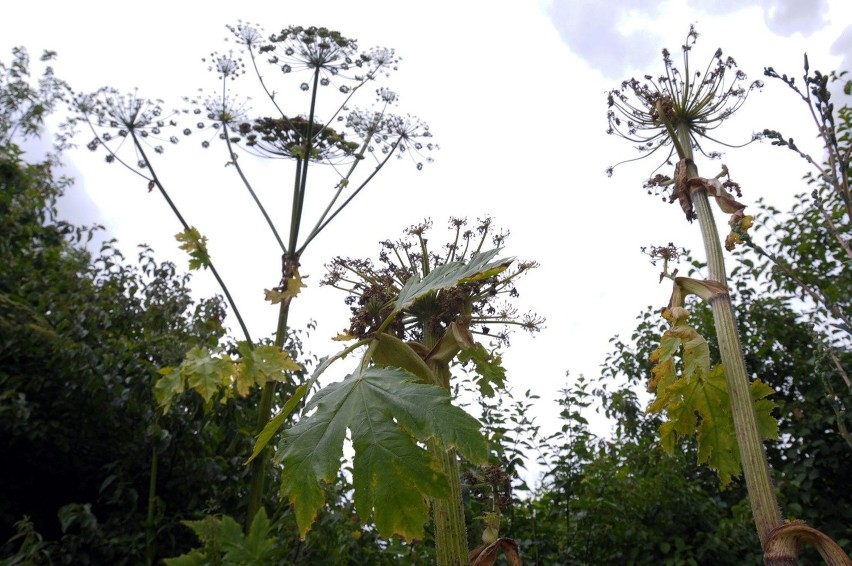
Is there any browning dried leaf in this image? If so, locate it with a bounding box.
[672,159,696,221]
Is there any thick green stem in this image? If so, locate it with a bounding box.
[428,362,469,566]
[677,126,783,549]
[429,440,467,566]
[246,297,292,526]
[145,444,158,566]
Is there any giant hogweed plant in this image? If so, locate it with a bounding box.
[248,217,542,565]
[607,27,851,565]
[72,23,542,564]
[73,21,437,552]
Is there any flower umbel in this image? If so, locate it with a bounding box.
[235,116,358,162]
[77,88,179,167]
[321,217,543,346]
[607,25,762,174]
[253,25,398,93]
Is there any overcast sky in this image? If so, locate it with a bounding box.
[2,1,850,452]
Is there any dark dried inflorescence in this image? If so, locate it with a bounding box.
[465,463,514,511]
[607,25,762,175]
[641,242,687,266]
[234,116,358,161]
[321,217,543,345]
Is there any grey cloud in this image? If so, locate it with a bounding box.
[831,24,852,74]
[547,0,663,78]
[547,0,835,78]
[762,0,830,36]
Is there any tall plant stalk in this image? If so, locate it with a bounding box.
[75,23,437,535]
[674,132,782,545]
[607,27,851,564]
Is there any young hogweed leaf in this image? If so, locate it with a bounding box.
[155,344,301,413]
[264,268,307,304]
[457,342,507,398]
[175,227,210,270]
[236,343,301,395]
[393,248,506,312]
[154,366,185,414]
[275,365,488,540]
[648,309,778,487]
[182,346,232,403]
[222,510,276,564]
[166,512,276,565]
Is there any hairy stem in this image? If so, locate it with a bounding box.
[676,124,783,549]
[245,272,293,525]
[423,319,468,565]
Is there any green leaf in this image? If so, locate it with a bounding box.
[154,366,185,414]
[393,249,504,312]
[276,365,487,540]
[351,408,447,537]
[457,342,507,398]
[175,227,210,270]
[182,346,232,403]
[751,379,780,441]
[237,343,301,391]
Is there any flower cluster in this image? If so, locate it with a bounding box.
[346,107,437,169]
[607,25,762,174]
[321,217,543,346]
[77,88,180,167]
[239,25,399,94]
[202,51,246,81]
[234,116,359,161]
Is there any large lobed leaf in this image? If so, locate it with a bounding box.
[648,310,779,487]
[275,365,488,540]
[393,248,507,312]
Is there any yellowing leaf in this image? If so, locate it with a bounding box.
[264,269,307,304]
[237,343,301,391]
[182,346,232,403]
[175,227,210,270]
[647,311,779,486]
[457,261,511,283]
[154,366,184,414]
